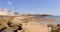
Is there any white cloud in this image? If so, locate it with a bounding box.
[8,1,12,5]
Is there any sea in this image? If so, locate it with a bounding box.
[38,16,60,25]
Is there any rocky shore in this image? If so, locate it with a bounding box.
[0,15,60,32]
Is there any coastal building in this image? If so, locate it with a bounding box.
[0,8,14,15]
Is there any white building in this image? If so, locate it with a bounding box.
[0,8,14,15]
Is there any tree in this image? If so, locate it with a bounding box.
[14,12,19,15]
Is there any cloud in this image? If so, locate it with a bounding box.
[8,1,12,5]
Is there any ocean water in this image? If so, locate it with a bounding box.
[38,16,60,25]
[44,16,60,19]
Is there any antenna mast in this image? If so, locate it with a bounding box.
[15,7,17,11]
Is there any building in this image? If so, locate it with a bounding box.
[0,8,14,15]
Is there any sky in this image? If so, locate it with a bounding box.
[0,0,60,15]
